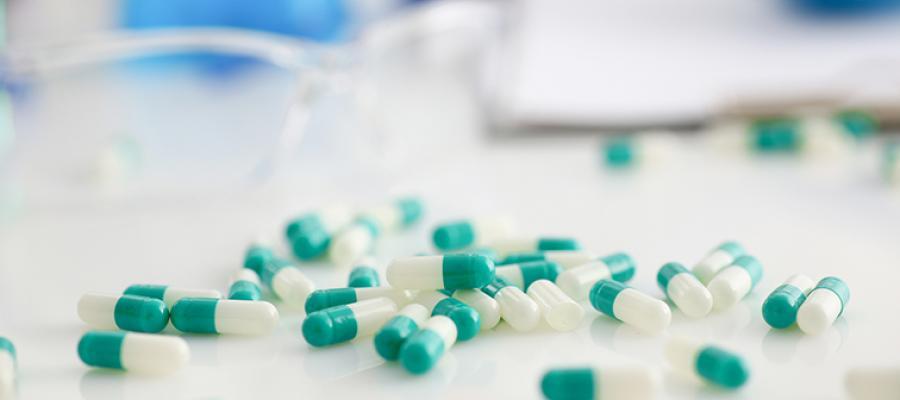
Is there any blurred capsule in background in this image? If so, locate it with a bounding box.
[601,131,681,169]
[883,140,900,186]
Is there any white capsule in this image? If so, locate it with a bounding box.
[527,280,584,331]
[78,332,189,374]
[590,281,671,334]
[556,261,613,300]
[707,256,762,310]
[845,366,900,400]
[797,277,850,335]
[594,367,658,400]
[657,262,713,318]
[272,267,316,307]
[172,298,279,336]
[452,289,501,330]
[385,254,494,290]
[329,224,376,266]
[482,281,541,332]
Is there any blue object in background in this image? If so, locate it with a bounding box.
[789,0,900,14]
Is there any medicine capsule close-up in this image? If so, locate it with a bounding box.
[494,260,563,291]
[78,293,169,333]
[481,277,541,332]
[398,316,457,375]
[413,291,481,341]
[556,252,636,300]
[286,206,353,260]
[657,262,713,318]
[302,297,398,347]
[762,274,816,329]
[665,336,749,390]
[243,243,275,276]
[228,269,263,301]
[692,241,746,284]
[347,258,381,288]
[171,298,279,335]
[374,303,430,361]
[541,366,657,400]
[78,331,189,375]
[590,280,671,334]
[527,279,584,331]
[451,288,502,330]
[707,255,763,310]
[797,276,850,335]
[386,254,495,290]
[305,287,414,314]
[259,258,316,307]
[123,284,221,309]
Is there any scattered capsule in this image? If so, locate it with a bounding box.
[541,367,657,400]
[374,304,430,361]
[228,269,263,301]
[305,287,414,314]
[451,289,502,330]
[431,218,515,251]
[123,284,221,309]
[286,206,353,260]
[302,297,398,347]
[259,258,316,307]
[413,291,481,341]
[692,241,746,284]
[171,298,278,335]
[362,197,424,232]
[399,316,457,375]
[657,262,713,318]
[556,252,636,299]
[0,337,16,391]
[590,280,671,334]
[665,336,749,389]
[243,243,274,275]
[78,331,189,374]
[329,217,381,266]
[499,250,596,269]
[527,280,584,331]
[762,274,816,329]
[481,278,541,331]
[797,276,850,335]
[845,366,900,400]
[386,254,495,290]
[494,261,562,291]
[348,258,381,288]
[77,293,169,333]
[487,237,581,257]
[707,255,763,310]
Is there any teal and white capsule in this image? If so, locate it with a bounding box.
[451,288,502,330]
[363,197,424,232]
[665,337,749,389]
[481,278,541,331]
[78,331,189,374]
[259,258,316,306]
[541,367,658,400]
[657,262,713,318]
[527,280,584,331]
[123,284,221,309]
[302,297,398,347]
[590,280,671,334]
[386,254,495,290]
[348,257,381,288]
[707,255,763,310]
[797,276,850,335]
[413,291,481,341]
[374,304,430,361]
[556,252,636,300]
[692,241,746,284]
[243,242,274,276]
[0,337,16,391]
[487,236,581,257]
[494,260,562,290]
[171,298,279,335]
[762,274,816,329]
[305,287,414,314]
[431,218,515,251]
[228,269,263,301]
[399,315,457,375]
[328,217,381,266]
[286,205,353,260]
[77,293,169,333]
[499,250,596,269]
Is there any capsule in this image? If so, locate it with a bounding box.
[541,367,657,400]
[123,284,221,309]
[302,297,397,347]
[399,316,457,375]
[171,298,278,335]
[329,217,381,266]
[362,197,424,232]
[590,280,671,334]
[243,243,274,275]
[78,293,169,333]
[762,274,816,329]
[707,255,763,310]
[481,278,540,331]
[305,287,414,314]
[845,366,900,400]
[386,254,495,290]
[797,276,850,335]
[286,206,353,260]
[259,258,316,306]
[431,218,515,251]
[451,289,502,330]
[665,337,749,389]
[0,337,16,390]
[494,261,562,291]
[657,262,713,318]
[374,304,430,361]
[556,252,636,299]
[78,331,189,374]
[527,280,584,331]
[692,241,746,284]
[413,291,481,341]
[348,258,381,288]
[487,237,581,257]
[499,250,596,269]
[228,269,263,301]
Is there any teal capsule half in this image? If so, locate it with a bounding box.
[243,244,274,275]
[305,288,359,314]
[604,136,636,167]
[348,266,380,288]
[541,368,595,400]
[78,331,125,370]
[123,284,168,301]
[537,238,581,251]
[750,117,803,153]
[589,280,626,319]
[696,346,750,389]
[399,329,446,375]
[302,306,358,347]
[432,221,476,251]
[835,110,877,140]
[113,295,169,333]
[498,251,545,266]
[762,276,813,329]
[0,337,16,360]
[285,214,321,239]
[396,197,424,226]
[518,261,563,289]
[228,280,262,301]
[171,298,219,334]
[601,252,637,282]
[442,254,495,290]
[374,315,420,361]
[432,298,480,341]
[290,228,331,260]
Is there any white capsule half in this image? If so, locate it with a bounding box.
[0,347,14,393]
[272,267,316,307]
[472,218,516,246]
[693,242,745,284]
[845,366,900,400]
[349,297,399,337]
[329,224,376,266]
[387,256,445,289]
[666,273,713,318]
[527,280,584,331]
[212,300,280,335]
[595,367,658,400]
[486,237,541,257]
[797,288,843,335]
[556,261,613,300]
[544,251,597,269]
[452,289,501,330]
[496,286,541,332]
